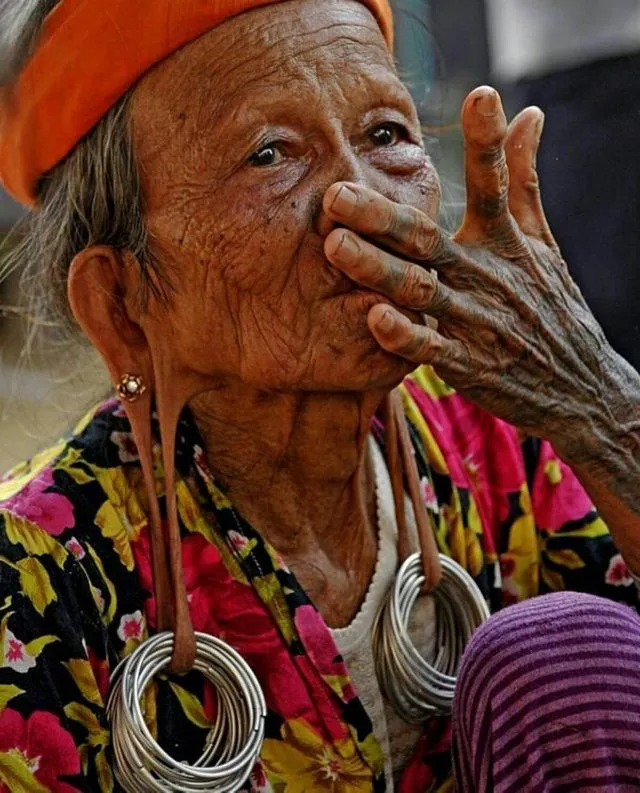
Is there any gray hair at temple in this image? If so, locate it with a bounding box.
[0,0,159,338]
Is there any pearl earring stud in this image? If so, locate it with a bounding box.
[117,373,146,403]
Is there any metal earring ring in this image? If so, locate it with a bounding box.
[107,631,266,792]
[373,552,489,723]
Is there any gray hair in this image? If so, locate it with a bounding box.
[0,0,163,341]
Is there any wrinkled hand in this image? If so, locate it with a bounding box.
[323,86,614,457]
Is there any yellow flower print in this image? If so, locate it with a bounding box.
[408,366,456,401]
[500,485,539,600]
[544,459,563,486]
[262,718,373,793]
[400,388,449,476]
[175,479,217,543]
[93,468,147,569]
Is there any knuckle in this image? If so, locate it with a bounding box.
[522,176,541,198]
[479,144,505,170]
[477,192,508,219]
[407,331,440,360]
[405,217,441,259]
[399,265,436,308]
[380,199,399,236]
[474,148,510,218]
[387,325,438,360]
[429,280,450,314]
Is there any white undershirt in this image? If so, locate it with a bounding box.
[331,438,437,790]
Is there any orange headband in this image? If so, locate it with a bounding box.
[0,0,393,207]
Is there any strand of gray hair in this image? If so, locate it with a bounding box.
[0,0,58,85]
[0,0,166,354]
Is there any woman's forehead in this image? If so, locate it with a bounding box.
[132,0,395,134]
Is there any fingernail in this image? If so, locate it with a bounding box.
[376,309,395,333]
[475,89,498,118]
[333,231,359,259]
[330,184,358,216]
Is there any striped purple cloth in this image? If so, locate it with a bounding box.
[452,591,640,792]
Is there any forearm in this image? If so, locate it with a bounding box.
[554,350,640,572]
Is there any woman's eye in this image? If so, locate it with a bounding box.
[248,143,283,167]
[369,123,404,147]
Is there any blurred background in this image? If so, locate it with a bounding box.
[1,0,639,472]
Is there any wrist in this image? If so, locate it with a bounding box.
[550,349,640,471]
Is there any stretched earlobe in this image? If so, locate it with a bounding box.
[151,354,198,673]
[384,389,442,593]
[67,247,177,638]
[123,382,176,636]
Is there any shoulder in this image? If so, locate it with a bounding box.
[1,398,139,532]
[0,399,147,640]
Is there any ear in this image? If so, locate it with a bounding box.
[68,246,197,669]
[67,247,176,633]
[67,246,152,387]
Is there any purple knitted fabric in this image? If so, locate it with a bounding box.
[453,591,640,792]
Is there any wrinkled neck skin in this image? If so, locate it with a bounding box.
[190,383,384,626]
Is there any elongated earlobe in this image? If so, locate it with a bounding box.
[152,368,197,672]
[124,383,176,635]
[67,248,177,640]
[383,389,441,593]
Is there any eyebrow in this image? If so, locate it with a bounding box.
[202,76,417,172]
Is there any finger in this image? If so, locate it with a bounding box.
[369,304,472,376]
[422,313,439,331]
[368,304,445,363]
[324,228,439,310]
[368,302,471,372]
[456,86,519,243]
[504,107,560,253]
[323,182,457,265]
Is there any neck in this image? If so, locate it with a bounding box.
[190,381,385,624]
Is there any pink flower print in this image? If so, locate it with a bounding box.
[605,554,633,587]
[249,764,273,792]
[110,430,139,463]
[6,638,24,662]
[228,530,249,553]
[117,610,145,642]
[3,629,36,673]
[420,477,439,513]
[193,444,206,468]
[2,467,75,536]
[112,402,128,418]
[0,709,81,792]
[64,537,85,560]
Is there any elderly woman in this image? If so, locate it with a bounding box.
[1,0,640,791]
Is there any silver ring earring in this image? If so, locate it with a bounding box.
[373,552,489,723]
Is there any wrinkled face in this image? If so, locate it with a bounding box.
[131,0,440,392]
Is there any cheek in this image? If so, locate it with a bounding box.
[146,197,317,368]
[423,163,442,219]
[153,195,302,301]
[389,158,441,220]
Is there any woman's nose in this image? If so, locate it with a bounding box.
[312,145,373,237]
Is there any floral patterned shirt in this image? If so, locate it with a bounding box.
[0,366,635,793]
